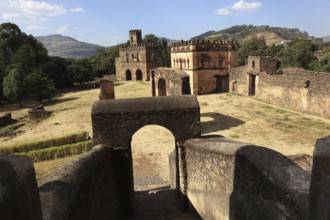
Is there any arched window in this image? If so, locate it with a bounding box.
[252,61,255,68]
[126,53,129,62]
[132,54,135,59]
[187,59,190,69]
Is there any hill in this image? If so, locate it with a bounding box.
[191,25,323,46]
[36,34,106,59]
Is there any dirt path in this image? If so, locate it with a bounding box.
[130,187,201,220]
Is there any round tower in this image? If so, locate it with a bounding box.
[129,30,142,45]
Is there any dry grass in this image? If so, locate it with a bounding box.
[1,80,330,185]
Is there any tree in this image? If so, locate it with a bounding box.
[278,39,317,69]
[89,49,112,77]
[0,23,23,56]
[238,37,268,65]
[158,39,171,67]
[68,59,94,84]
[108,46,119,74]
[26,68,55,103]
[42,57,73,88]
[3,66,27,106]
[143,34,158,44]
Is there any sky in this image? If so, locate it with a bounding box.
[0,0,329,47]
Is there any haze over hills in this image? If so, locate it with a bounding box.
[36,34,106,59]
[35,25,328,59]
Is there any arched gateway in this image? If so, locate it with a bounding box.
[92,95,201,214]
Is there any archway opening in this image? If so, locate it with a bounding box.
[136,69,143,81]
[158,78,166,96]
[126,70,132,81]
[131,125,176,192]
[249,74,256,96]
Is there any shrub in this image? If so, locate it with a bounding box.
[0,131,89,154]
[19,140,93,162]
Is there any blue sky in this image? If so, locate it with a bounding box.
[0,0,329,46]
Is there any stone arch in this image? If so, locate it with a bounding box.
[92,96,201,214]
[131,125,175,190]
[136,69,143,81]
[125,70,132,81]
[158,78,166,96]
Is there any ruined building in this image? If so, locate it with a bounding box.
[170,39,238,94]
[230,56,330,118]
[116,30,164,81]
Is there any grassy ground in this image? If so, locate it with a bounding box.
[1,80,330,185]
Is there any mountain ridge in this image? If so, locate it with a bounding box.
[36,34,106,59]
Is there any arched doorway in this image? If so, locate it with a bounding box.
[91,96,201,216]
[136,69,143,81]
[126,70,132,81]
[151,70,155,96]
[158,78,166,96]
[132,125,175,191]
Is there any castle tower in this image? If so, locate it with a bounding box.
[129,30,142,45]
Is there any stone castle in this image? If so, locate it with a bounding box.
[115,30,164,81]
[1,29,330,220]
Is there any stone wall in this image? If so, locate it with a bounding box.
[39,145,123,220]
[92,96,201,148]
[183,137,311,220]
[230,58,330,118]
[0,155,42,220]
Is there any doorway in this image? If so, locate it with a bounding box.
[249,74,256,96]
[214,75,229,93]
[126,70,132,81]
[158,78,166,96]
[136,69,143,81]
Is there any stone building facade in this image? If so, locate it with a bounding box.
[116,30,164,81]
[151,67,191,96]
[171,39,238,95]
[230,56,330,118]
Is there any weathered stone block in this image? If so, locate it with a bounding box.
[0,155,42,220]
[39,145,122,220]
[308,135,330,220]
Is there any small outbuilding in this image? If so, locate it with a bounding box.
[151,67,191,96]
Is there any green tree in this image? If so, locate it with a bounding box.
[158,39,171,67]
[278,39,317,69]
[89,49,111,77]
[26,68,55,103]
[107,46,119,74]
[2,66,27,106]
[143,34,158,44]
[42,57,73,88]
[68,59,94,84]
[238,37,268,65]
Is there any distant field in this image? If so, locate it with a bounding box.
[1,81,330,185]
